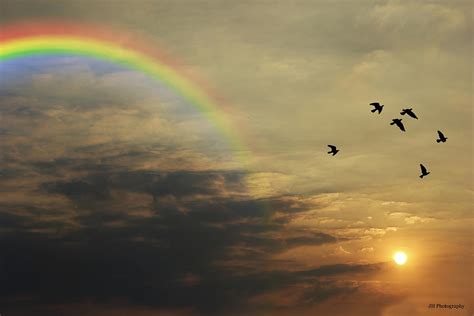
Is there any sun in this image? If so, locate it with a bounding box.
[393,251,408,265]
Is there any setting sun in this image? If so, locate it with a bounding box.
[393,251,408,265]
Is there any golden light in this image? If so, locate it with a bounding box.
[393,251,408,265]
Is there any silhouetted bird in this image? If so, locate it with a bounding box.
[419,164,430,178]
[400,108,418,119]
[390,118,405,132]
[327,145,339,156]
[370,102,384,114]
[436,130,447,143]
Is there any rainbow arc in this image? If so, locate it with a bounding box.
[0,21,248,165]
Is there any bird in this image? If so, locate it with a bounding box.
[390,118,405,132]
[400,108,418,119]
[419,164,430,179]
[436,130,447,143]
[370,102,384,114]
[327,145,339,156]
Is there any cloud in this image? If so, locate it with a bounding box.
[0,211,380,315]
[1,140,394,315]
[1,159,357,314]
[369,1,466,36]
[388,212,435,225]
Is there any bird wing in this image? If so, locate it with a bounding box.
[437,130,444,138]
[370,102,380,107]
[328,145,336,150]
[420,164,427,173]
[407,111,418,119]
[396,120,405,131]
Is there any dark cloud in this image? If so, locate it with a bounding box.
[0,229,381,314]
[44,179,111,201]
[0,164,369,314]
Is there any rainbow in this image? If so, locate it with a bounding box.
[0,21,248,165]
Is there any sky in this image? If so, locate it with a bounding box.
[0,1,472,315]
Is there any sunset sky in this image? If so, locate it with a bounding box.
[0,1,472,315]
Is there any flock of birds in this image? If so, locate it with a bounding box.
[327,102,448,179]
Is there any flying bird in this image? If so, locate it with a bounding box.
[327,145,339,156]
[370,102,384,114]
[400,108,418,119]
[419,164,430,179]
[436,130,448,143]
[390,118,405,132]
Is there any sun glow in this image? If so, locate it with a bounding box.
[393,251,408,265]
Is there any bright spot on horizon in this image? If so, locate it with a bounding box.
[393,251,408,265]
